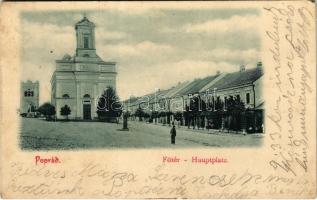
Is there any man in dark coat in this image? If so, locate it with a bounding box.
[170,123,176,144]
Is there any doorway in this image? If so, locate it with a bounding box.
[83,104,91,120]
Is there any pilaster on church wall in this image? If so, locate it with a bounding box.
[76,83,81,118]
[92,29,95,49]
[77,29,83,48]
[93,84,98,118]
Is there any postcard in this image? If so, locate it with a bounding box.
[0,1,316,198]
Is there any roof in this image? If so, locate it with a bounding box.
[122,88,170,106]
[164,81,191,98]
[175,74,220,96]
[56,53,113,65]
[123,97,139,105]
[123,65,264,107]
[206,67,263,91]
[75,16,95,27]
[255,101,264,109]
[148,89,171,104]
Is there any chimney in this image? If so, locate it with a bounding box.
[257,61,262,68]
[239,65,245,72]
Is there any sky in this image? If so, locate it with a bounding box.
[21,8,261,103]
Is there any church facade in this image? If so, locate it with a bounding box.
[51,17,117,120]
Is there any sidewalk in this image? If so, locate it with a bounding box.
[132,121,264,138]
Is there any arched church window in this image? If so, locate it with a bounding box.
[24,91,28,97]
[83,94,90,98]
[62,94,70,99]
[30,91,34,96]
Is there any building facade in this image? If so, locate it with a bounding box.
[200,64,263,111]
[51,17,117,120]
[20,80,39,114]
[123,62,264,133]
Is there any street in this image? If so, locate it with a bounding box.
[20,118,263,150]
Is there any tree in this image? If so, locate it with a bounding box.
[38,102,56,120]
[134,107,145,121]
[60,105,71,120]
[143,112,150,122]
[174,111,183,122]
[174,111,183,127]
[158,111,167,125]
[226,96,245,131]
[166,111,173,126]
[97,87,122,122]
[188,95,207,129]
[215,97,224,111]
[213,98,225,129]
[151,111,159,124]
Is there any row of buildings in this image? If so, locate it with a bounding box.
[123,63,264,132]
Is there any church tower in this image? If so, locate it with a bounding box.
[75,16,97,58]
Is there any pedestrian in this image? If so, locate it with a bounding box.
[170,123,176,144]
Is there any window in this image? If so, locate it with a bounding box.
[24,89,33,97]
[83,94,90,98]
[246,93,250,104]
[62,94,70,99]
[236,94,240,101]
[84,36,89,48]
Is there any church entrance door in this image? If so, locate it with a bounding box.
[83,104,91,120]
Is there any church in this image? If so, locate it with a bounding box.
[51,16,117,120]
